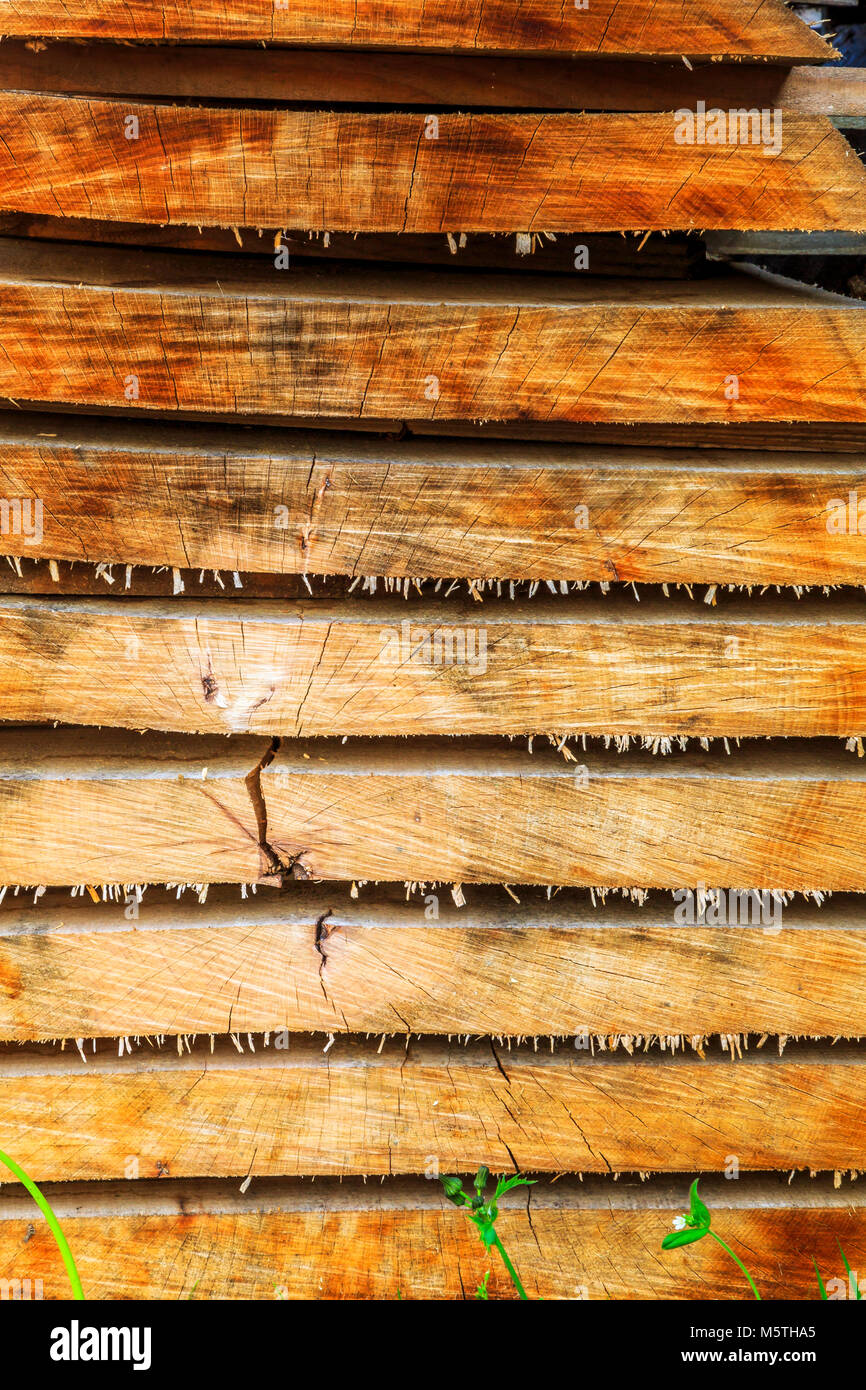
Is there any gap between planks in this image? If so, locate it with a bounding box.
[0,49,856,109]
[0,1172,862,1221]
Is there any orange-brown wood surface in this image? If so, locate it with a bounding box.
[2,97,862,233]
[0,0,831,59]
[1,242,865,424]
[0,1181,862,1300]
[1,732,866,890]
[3,420,866,584]
[2,891,865,1040]
[1,593,865,738]
[1,1041,864,1179]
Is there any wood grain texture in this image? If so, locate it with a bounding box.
[2,593,866,738]
[0,45,855,109]
[1,242,865,425]
[2,890,866,1040]
[1,732,866,890]
[5,419,866,583]
[2,97,863,233]
[0,0,831,59]
[0,1180,863,1299]
[1,1041,865,1178]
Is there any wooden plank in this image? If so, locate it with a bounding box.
[2,417,866,582]
[0,45,855,109]
[0,1175,862,1300]
[0,1,831,60]
[2,97,862,234]
[1,731,865,890]
[706,230,866,257]
[3,889,866,1040]
[1,593,866,738]
[0,729,274,888]
[0,1039,864,1178]
[1,242,864,425]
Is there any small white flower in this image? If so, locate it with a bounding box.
[672,1215,688,1231]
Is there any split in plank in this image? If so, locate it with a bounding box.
[2,730,866,889]
[0,241,864,424]
[0,1037,864,1179]
[2,415,866,582]
[1,96,862,233]
[0,1174,861,1300]
[0,0,831,59]
[3,592,866,738]
[3,887,866,1040]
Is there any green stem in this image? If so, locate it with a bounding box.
[709,1230,761,1301]
[491,1232,529,1301]
[0,1148,84,1299]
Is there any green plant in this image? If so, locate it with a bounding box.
[441,1166,535,1300]
[0,1148,84,1299]
[662,1178,761,1301]
[814,1242,862,1300]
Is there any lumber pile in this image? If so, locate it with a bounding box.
[0,0,865,1304]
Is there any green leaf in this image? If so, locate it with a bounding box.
[477,1222,497,1249]
[837,1242,862,1300]
[662,1227,710,1250]
[494,1174,537,1200]
[812,1259,829,1301]
[688,1179,712,1231]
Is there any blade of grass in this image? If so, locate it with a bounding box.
[708,1231,761,1301]
[0,1148,84,1299]
[837,1242,862,1300]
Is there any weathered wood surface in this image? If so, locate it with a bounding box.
[2,890,866,1040]
[1,243,865,424]
[0,45,855,109]
[0,0,831,59]
[0,1177,862,1300]
[1,1040,864,1178]
[1,732,865,890]
[2,594,866,738]
[2,97,862,233]
[5,418,866,583]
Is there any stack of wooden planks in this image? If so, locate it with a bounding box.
[0,0,865,1301]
